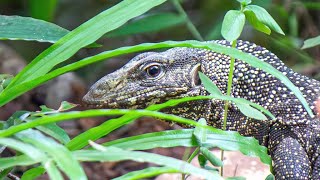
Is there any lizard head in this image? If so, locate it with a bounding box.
[83,48,205,109]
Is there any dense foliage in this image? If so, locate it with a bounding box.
[0,0,319,179]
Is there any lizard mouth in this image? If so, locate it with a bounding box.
[82,86,189,109]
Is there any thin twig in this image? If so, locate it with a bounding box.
[172,0,204,41]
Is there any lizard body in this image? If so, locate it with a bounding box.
[83,40,320,179]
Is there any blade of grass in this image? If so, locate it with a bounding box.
[75,145,221,180]
[6,0,168,88]
[101,129,271,165]
[113,167,180,180]
[0,156,39,169]
[15,130,86,180]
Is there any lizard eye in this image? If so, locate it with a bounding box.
[145,64,162,78]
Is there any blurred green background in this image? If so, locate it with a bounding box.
[1,0,320,83]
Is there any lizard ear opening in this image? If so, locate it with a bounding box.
[191,64,201,87]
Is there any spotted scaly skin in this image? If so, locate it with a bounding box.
[83,40,320,179]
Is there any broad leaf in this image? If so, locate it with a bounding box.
[198,72,223,96]
[199,73,272,120]
[198,154,207,167]
[244,10,271,35]
[245,5,284,35]
[200,147,223,167]
[265,174,275,180]
[236,102,268,120]
[221,10,246,41]
[236,0,252,5]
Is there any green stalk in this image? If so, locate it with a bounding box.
[182,147,200,180]
[187,147,200,163]
[220,40,237,176]
[172,0,204,41]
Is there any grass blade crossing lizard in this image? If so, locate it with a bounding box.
[83,40,320,179]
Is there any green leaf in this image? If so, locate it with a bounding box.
[77,144,222,180]
[0,138,47,162]
[39,105,55,113]
[236,0,252,5]
[235,103,268,120]
[0,109,202,138]
[113,167,180,180]
[103,129,197,150]
[198,154,207,167]
[0,110,272,166]
[265,174,275,180]
[301,35,320,49]
[200,147,223,167]
[0,41,311,118]
[0,155,38,169]
[245,5,285,35]
[14,110,71,144]
[0,15,69,43]
[33,101,77,116]
[21,167,46,180]
[45,160,64,180]
[221,10,246,41]
[193,118,208,145]
[0,74,13,92]
[28,0,57,22]
[6,0,168,88]
[199,73,273,120]
[58,101,78,111]
[204,165,219,172]
[198,72,223,96]
[0,121,5,130]
[244,10,271,35]
[225,177,246,180]
[15,130,86,180]
[35,123,70,144]
[102,129,271,166]
[106,13,185,37]
[0,168,13,179]
[6,111,30,128]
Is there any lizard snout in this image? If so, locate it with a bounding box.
[82,71,125,107]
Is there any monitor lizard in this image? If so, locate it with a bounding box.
[83,40,320,179]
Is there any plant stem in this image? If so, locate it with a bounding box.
[181,147,200,180]
[172,0,204,41]
[187,147,200,163]
[220,40,237,176]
